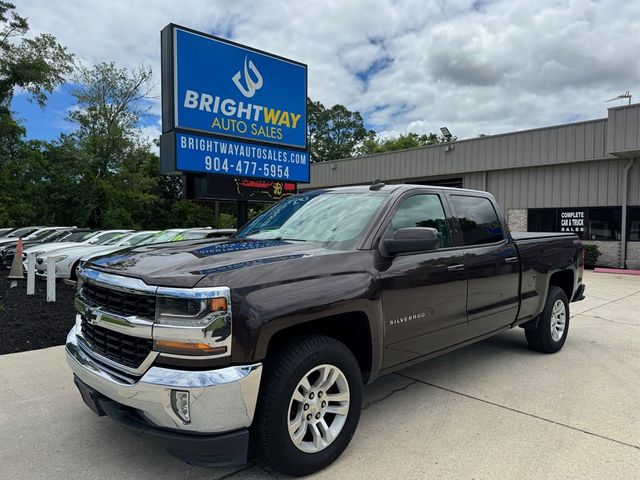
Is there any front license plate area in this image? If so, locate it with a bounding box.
[74,376,106,417]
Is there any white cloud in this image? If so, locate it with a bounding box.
[16,0,640,140]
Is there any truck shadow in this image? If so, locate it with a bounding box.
[79,329,540,479]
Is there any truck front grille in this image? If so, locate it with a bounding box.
[81,319,152,369]
[82,282,156,319]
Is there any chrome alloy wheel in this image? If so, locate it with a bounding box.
[550,299,567,342]
[287,364,350,453]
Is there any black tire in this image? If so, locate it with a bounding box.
[525,286,570,353]
[252,335,363,476]
[70,260,81,281]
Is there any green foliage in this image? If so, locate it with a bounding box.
[307,98,372,162]
[583,244,600,269]
[216,213,237,229]
[357,132,455,156]
[307,98,456,161]
[66,62,156,227]
[0,2,73,149]
[167,200,215,228]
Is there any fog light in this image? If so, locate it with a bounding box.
[171,390,190,423]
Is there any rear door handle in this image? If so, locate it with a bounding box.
[505,256,519,264]
[447,264,465,272]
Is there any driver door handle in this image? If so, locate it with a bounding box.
[447,264,465,272]
[505,256,519,264]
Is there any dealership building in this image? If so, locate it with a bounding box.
[302,104,640,269]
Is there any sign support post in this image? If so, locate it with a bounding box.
[237,200,249,229]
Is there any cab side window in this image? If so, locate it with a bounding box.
[451,195,504,245]
[385,194,452,248]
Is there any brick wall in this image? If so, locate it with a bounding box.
[507,208,527,232]
[626,242,640,269]
[584,241,621,268]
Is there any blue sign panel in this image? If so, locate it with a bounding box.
[176,132,310,183]
[174,27,307,149]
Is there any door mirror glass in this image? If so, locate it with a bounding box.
[382,227,440,256]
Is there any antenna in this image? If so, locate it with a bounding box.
[605,91,632,105]
[370,179,386,191]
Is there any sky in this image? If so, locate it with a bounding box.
[11,0,640,145]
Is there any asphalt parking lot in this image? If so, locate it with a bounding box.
[1,270,639,480]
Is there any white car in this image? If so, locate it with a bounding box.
[22,230,100,260]
[49,231,158,280]
[0,226,44,246]
[23,230,131,263]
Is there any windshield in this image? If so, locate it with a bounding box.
[147,231,184,244]
[100,233,127,245]
[127,232,156,246]
[30,229,58,240]
[42,230,69,242]
[65,231,96,242]
[6,227,37,238]
[236,192,388,244]
[181,230,212,240]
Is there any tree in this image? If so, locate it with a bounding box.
[357,131,455,156]
[67,62,154,227]
[0,2,73,149]
[307,98,372,162]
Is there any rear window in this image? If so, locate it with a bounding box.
[451,195,504,245]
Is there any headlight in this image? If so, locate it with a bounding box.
[155,289,229,327]
[153,286,232,357]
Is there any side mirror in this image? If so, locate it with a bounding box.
[382,227,440,256]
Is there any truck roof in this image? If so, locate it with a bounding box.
[312,183,489,196]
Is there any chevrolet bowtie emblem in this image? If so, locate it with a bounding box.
[84,306,98,324]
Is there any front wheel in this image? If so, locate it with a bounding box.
[252,335,363,476]
[525,286,570,353]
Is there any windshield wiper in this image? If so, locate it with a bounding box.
[273,237,307,242]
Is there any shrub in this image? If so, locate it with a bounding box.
[583,244,600,269]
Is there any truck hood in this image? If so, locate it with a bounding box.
[87,238,331,288]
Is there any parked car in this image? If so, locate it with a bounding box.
[47,231,159,280]
[65,185,586,476]
[142,228,193,244]
[0,226,45,246]
[30,230,132,274]
[22,229,130,264]
[0,228,80,268]
[0,227,14,237]
[0,226,74,254]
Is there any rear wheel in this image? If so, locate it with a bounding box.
[525,286,570,353]
[252,335,362,476]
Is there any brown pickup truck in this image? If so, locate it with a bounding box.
[66,184,585,476]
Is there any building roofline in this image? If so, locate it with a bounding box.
[314,115,610,165]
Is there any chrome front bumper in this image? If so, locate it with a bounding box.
[65,323,262,433]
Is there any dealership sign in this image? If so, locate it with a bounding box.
[163,131,309,182]
[160,24,309,183]
[558,208,585,234]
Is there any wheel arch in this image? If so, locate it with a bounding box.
[261,312,374,384]
[548,269,574,301]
